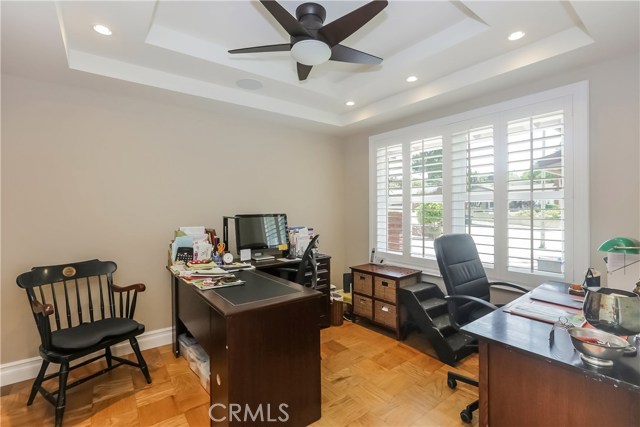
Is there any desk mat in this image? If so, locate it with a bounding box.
[214,274,298,306]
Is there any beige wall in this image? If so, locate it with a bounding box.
[2,51,638,366]
[1,75,345,364]
[343,53,640,285]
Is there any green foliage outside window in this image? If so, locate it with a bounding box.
[415,202,443,238]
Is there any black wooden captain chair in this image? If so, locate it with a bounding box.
[16,259,152,427]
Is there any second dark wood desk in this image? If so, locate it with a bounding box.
[170,269,322,427]
[462,282,640,427]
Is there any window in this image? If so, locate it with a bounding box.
[451,126,495,267]
[369,82,588,286]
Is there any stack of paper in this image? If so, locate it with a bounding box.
[507,301,585,326]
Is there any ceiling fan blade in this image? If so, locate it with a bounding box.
[297,63,313,81]
[260,0,311,38]
[228,44,291,54]
[330,44,382,64]
[319,0,388,47]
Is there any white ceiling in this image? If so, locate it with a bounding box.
[2,1,639,133]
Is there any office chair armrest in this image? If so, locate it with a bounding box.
[31,300,54,316]
[444,295,499,311]
[489,281,528,293]
[112,283,146,293]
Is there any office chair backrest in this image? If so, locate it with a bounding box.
[295,234,320,287]
[434,233,491,324]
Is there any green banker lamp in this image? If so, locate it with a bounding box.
[598,237,640,294]
[598,237,640,255]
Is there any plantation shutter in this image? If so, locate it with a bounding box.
[376,144,403,254]
[409,137,443,259]
[450,125,495,267]
[507,111,565,274]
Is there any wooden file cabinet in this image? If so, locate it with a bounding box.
[350,264,421,339]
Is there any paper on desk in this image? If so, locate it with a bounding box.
[179,226,205,236]
[507,301,585,326]
[605,252,640,291]
[296,235,310,257]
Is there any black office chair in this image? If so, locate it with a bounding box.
[434,233,527,423]
[278,234,320,288]
[16,259,152,427]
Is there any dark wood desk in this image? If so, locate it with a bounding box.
[252,254,331,328]
[169,269,322,427]
[462,282,640,427]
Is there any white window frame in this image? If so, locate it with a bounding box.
[369,81,589,287]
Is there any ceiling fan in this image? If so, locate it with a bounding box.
[228,0,388,81]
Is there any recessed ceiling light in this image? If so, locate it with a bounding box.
[508,31,525,41]
[406,76,418,83]
[93,24,112,36]
[345,101,355,107]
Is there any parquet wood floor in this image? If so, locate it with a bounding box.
[1,322,479,427]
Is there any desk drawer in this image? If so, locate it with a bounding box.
[374,277,397,303]
[353,295,373,319]
[353,272,373,296]
[374,300,396,329]
[178,282,211,354]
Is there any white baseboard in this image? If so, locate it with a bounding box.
[0,327,173,387]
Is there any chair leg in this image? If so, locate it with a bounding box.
[27,360,50,405]
[130,337,151,384]
[54,361,69,427]
[105,347,113,368]
[447,371,479,388]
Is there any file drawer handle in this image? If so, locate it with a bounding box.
[381,281,389,287]
[359,275,365,280]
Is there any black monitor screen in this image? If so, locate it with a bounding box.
[235,214,288,252]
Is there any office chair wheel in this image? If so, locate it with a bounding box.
[447,378,457,389]
[460,408,473,423]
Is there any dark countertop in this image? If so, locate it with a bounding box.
[350,263,422,279]
[171,268,322,316]
[461,282,640,393]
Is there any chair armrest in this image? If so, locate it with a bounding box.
[112,283,145,319]
[489,281,528,293]
[31,300,54,316]
[112,283,146,293]
[444,294,499,311]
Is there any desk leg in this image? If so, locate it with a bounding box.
[478,341,489,427]
[171,275,187,357]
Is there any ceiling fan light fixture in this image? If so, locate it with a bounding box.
[291,40,332,66]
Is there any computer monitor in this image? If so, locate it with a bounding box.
[234,213,289,254]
